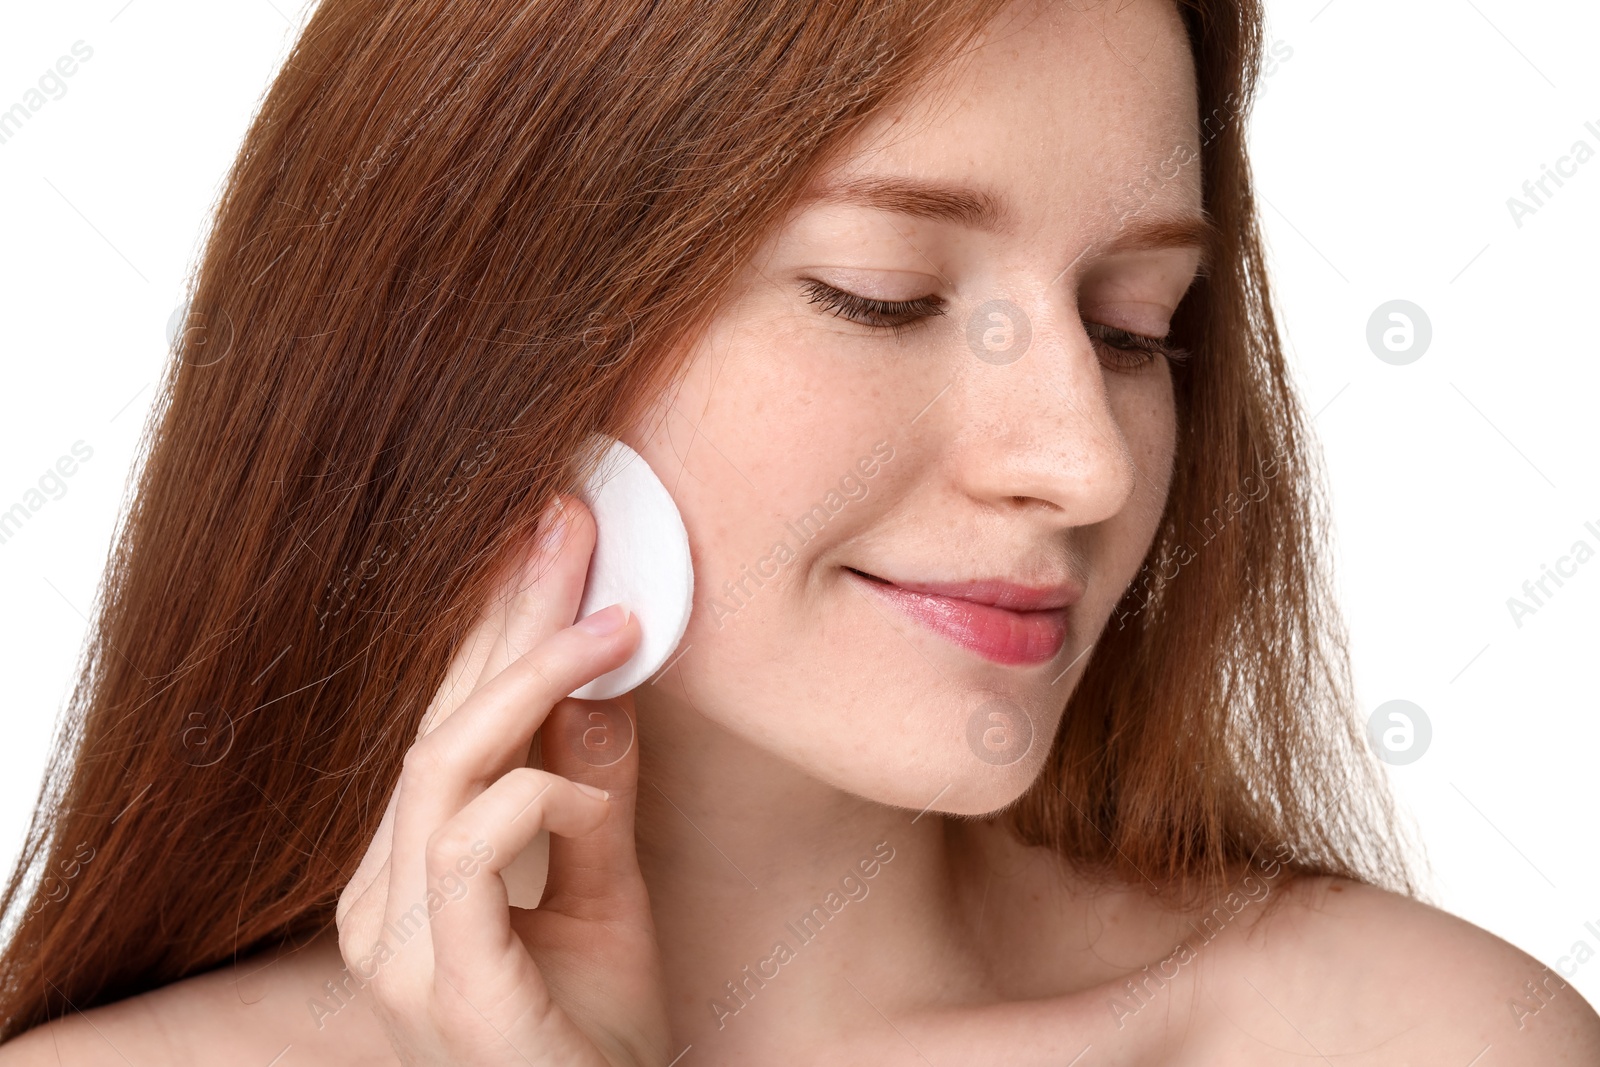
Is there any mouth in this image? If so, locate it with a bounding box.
[843,567,1075,666]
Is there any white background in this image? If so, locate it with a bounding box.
[2,0,1596,1011]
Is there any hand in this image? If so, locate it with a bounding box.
[336,496,672,1066]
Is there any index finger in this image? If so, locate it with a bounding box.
[472,495,593,693]
[416,494,591,742]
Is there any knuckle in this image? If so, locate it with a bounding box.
[505,766,562,813]
[335,880,359,929]
[400,738,447,782]
[368,974,416,1017]
[335,899,373,967]
[425,822,482,876]
[504,765,554,793]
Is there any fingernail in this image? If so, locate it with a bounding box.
[535,495,569,555]
[573,781,609,801]
[576,603,629,636]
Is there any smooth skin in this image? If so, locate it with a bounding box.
[5,0,1599,1063]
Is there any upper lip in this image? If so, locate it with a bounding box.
[847,567,1084,612]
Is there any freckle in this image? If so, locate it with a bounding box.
[1329,884,1344,893]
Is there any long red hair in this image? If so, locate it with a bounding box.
[0,0,1411,1039]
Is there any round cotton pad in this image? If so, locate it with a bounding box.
[568,435,694,700]
[503,436,693,909]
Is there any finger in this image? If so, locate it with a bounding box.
[468,496,591,772]
[425,768,611,991]
[337,854,391,964]
[471,495,592,693]
[538,693,646,918]
[415,495,589,742]
[338,782,401,931]
[385,604,639,929]
[413,606,503,742]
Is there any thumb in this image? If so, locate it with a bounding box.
[536,692,645,916]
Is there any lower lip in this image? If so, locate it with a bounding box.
[846,570,1069,666]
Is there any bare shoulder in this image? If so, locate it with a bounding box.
[0,977,192,1066]
[1190,874,1600,1064]
[0,932,397,1066]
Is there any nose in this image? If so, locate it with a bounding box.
[943,293,1141,528]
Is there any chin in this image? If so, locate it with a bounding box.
[797,715,1056,820]
[925,744,1052,818]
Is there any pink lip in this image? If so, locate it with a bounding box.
[846,568,1077,665]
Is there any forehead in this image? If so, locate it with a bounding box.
[806,0,1202,241]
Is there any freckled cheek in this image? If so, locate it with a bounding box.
[1114,372,1179,495]
[1098,378,1178,582]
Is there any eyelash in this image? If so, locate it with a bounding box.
[799,279,1190,370]
[1084,321,1192,372]
[801,279,946,339]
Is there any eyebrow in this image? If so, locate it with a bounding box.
[802,174,1012,232]
[1095,213,1221,274]
[801,174,1219,272]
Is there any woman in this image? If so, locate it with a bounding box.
[1,0,1595,1062]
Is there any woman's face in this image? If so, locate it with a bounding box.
[624,0,1205,815]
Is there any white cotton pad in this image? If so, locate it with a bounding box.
[568,434,695,699]
[503,435,692,910]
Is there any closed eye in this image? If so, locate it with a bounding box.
[800,279,1189,371]
[800,279,946,338]
[1084,321,1190,373]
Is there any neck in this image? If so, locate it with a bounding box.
[628,684,1186,1053]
